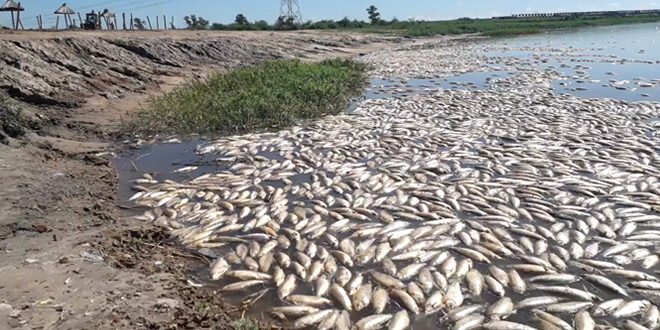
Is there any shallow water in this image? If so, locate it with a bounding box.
[114,140,214,202]
[114,23,660,330]
[483,23,660,102]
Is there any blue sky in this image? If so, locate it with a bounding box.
[1,0,659,29]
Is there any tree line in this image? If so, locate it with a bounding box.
[183,5,391,30]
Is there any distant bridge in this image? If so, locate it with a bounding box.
[494,9,660,19]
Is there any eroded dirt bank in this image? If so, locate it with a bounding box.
[0,30,401,329]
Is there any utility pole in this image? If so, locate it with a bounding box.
[279,0,303,24]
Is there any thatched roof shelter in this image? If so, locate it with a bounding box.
[54,3,76,15]
[1,0,24,30]
[54,3,76,29]
[0,0,24,12]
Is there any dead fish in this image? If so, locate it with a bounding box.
[613,300,650,318]
[488,297,514,320]
[508,270,526,294]
[445,304,486,322]
[444,281,464,309]
[220,280,266,292]
[583,274,628,296]
[370,271,406,289]
[286,295,332,307]
[388,311,410,330]
[482,320,537,330]
[270,305,320,318]
[336,310,351,330]
[291,309,334,329]
[574,310,595,330]
[354,314,393,330]
[225,270,272,281]
[353,284,373,312]
[516,296,565,310]
[373,287,389,313]
[453,314,485,330]
[330,284,353,311]
[278,274,297,299]
[317,310,340,330]
[425,290,444,314]
[209,257,230,280]
[391,289,420,315]
[544,301,593,313]
[530,285,601,301]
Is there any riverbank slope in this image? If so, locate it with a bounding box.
[0,30,403,329]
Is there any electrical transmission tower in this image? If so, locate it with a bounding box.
[279,0,303,24]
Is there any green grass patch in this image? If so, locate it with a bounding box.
[123,59,368,135]
[363,15,660,37]
[231,318,259,330]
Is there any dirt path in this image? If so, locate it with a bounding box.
[0,30,404,329]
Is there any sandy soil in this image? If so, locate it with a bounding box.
[0,29,406,329]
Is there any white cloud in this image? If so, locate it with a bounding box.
[608,2,622,8]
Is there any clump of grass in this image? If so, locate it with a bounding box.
[124,59,368,136]
[231,317,259,330]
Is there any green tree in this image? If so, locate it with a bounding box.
[235,13,248,25]
[184,14,209,29]
[367,5,381,24]
[275,16,297,30]
[254,20,270,30]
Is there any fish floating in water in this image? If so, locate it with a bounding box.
[130,40,660,330]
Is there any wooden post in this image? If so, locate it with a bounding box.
[56,15,59,30]
[163,15,166,30]
[122,13,126,30]
[11,11,15,30]
[156,16,159,29]
[78,12,83,28]
[37,15,42,30]
[171,16,174,29]
[146,16,152,30]
[17,11,23,29]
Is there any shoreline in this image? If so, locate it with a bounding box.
[1,23,659,329]
[0,30,413,329]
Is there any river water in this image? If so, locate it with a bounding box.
[115,23,660,330]
[116,23,660,198]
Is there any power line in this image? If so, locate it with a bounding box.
[280,0,303,24]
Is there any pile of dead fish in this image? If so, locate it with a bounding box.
[129,43,660,330]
